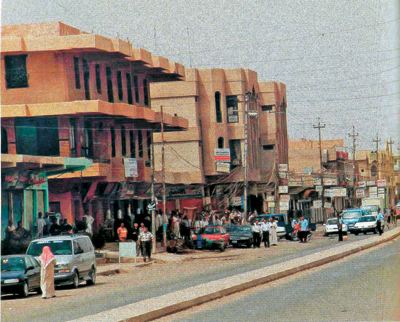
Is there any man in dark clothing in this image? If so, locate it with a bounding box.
[60,219,72,234]
[131,222,141,256]
[49,218,61,236]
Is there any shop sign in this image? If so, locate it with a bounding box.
[289,178,303,186]
[366,181,376,186]
[356,181,366,188]
[124,158,138,177]
[369,193,378,198]
[280,194,290,202]
[316,185,323,193]
[314,178,322,186]
[214,149,231,162]
[377,179,387,187]
[216,162,231,173]
[324,202,332,209]
[267,195,275,202]
[279,171,288,179]
[278,164,288,172]
[231,197,242,206]
[369,187,378,194]
[324,189,333,198]
[356,189,365,198]
[323,178,338,186]
[279,186,289,194]
[330,188,347,197]
[268,202,275,208]
[313,200,322,208]
[279,201,289,211]
[3,171,46,189]
[378,188,386,194]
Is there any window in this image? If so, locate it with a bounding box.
[133,76,139,103]
[218,137,224,149]
[106,67,114,103]
[143,79,149,106]
[5,55,28,89]
[73,57,81,89]
[82,121,93,158]
[138,130,143,158]
[262,105,273,111]
[121,126,126,156]
[15,118,60,156]
[111,126,116,157]
[263,145,275,151]
[215,91,222,123]
[229,139,241,166]
[95,64,102,94]
[130,130,136,158]
[226,95,238,123]
[82,60,90,100]
[69,118,78,155]
[126,73,133,105]
[1,127,8,153]
[147,131,152,160]
[117,71,123,101]
[371,165,377,177]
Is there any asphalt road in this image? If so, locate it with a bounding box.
[0,230,391,322]
[158,236,400,322]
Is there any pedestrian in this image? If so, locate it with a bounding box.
[337,215,344,242]
[261,218,270,248]
[269,217,278,246]
[83,212,94,236]
[36,212,46,238]
[131,222,141,256]
[117,223,128,242]
[49,217,61,236]
[300,216,309,243]
[60,218,72,234]
[377,208,384,235]
[138,227,154,262]
[38,246,57,299]
[252,220,261,248]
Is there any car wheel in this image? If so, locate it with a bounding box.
[20,281,29,298]
[36,287,42,295]
[343,232,348,236]
[363,232,367,235]
[86,267,96,286]
[354,232,359,236]
[72,271,79,288]
[219,243,225,252]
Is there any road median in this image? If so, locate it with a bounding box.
[69,226,400,322]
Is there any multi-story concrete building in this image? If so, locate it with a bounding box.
[1,22,187,235]
[150,68,288,214]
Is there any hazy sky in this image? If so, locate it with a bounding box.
[1,0,399,151]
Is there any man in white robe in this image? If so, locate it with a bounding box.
[38,246,57,299]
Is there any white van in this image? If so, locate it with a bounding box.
[26,235,96,288]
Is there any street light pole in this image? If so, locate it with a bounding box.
[160,105,167,251]
[243,92,250,222]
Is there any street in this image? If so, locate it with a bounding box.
[1,228,395,322]
[155,236,400,322]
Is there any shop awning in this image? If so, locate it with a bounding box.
[289,187,308,195]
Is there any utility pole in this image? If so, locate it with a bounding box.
[348,126,359,207]
[243,92,250,222]
[313,118,326,221]
[373,133,381,152]
[160,105,167,251]
[150,129,156,254]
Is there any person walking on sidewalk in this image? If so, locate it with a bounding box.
[131,222,141,256]
[261,218,270,248]
[377,209,384,236]
[117,223,128,242]
[269,217,278,246]
[252,220,261,248]
[337,214,344,242]
[138,227,154,262]
[299,216,309,243]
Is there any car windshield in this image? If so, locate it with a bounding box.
[2,257,26,271]
[203,228,220,234]
[342,212,361,219]
[232,226,252,232]
[327,219,338,225]
[358,216,376,222]
[27,240,73,256]
[361,205,378,212]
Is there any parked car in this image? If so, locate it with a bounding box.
[353,215,380,235]
[192,226,229,251]
[1,254,41,297]
[26,235,96,288]
[342,208,368,233]
[323,218,348,236]
[229,225,253,248]
[254,214,287,239]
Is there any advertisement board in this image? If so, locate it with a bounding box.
[279,186,289,194]
[216,162,231,173]
[377,179,387,187]
[214,149,231,162]
[124,158,138,177]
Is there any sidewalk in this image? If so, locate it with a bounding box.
[72,225,400,322]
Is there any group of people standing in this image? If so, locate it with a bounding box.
[251,218,279,248]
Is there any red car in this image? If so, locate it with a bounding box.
[193,226,230,250]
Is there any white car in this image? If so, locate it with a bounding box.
[353,215,380,235]
[323,218,348,236]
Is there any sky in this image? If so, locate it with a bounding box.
[1,0,399,152]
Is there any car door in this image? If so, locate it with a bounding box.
[30,256,41,288]
[220,227,229,245]
[24,257,39,289]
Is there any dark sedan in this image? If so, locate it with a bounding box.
[1,255,41,297]
[229,225,253,248]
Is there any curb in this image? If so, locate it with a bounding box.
[69,227,400,322]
